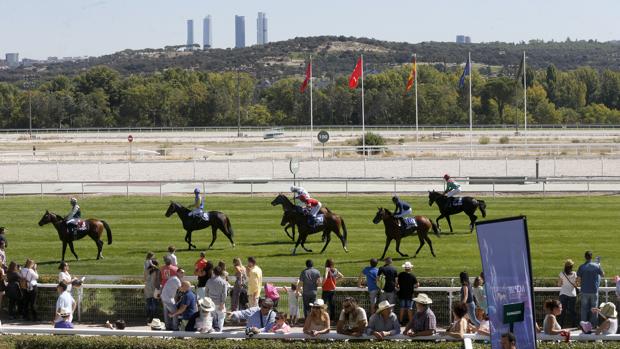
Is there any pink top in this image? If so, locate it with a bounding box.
[269,322,291,334]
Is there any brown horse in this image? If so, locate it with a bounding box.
[271,194,348,256]
[373,207,440,259]
[38,210,112,261]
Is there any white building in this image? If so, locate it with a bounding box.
[257,12,268,45]
[203,15,212,49]
[187,19,194,50]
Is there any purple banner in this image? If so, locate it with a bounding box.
[476,216,537,349]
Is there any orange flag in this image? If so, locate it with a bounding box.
[406,55,417,92]
[348,57,362,89]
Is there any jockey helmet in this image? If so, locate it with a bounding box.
[392,196,399,203]
[70,197,77,205]
[443,174,450,180]
[194,187,201,194]
[290,186,297,193]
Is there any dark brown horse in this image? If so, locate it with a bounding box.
[428,190,487,233]
[373,207,439,259]
[271,194,348,256]
[165,201,235,250]
[38,210,112,261]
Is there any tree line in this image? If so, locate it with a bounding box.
[1,63,620,129]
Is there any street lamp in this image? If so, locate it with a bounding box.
[23,74,36,138]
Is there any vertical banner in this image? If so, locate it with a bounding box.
[476,216,537,349]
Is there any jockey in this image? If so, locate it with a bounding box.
[189,187,205,219]
[290,186,310,207]
[443,174,462,198]
[65,197,81,236]
[291,186,322,225]
[392,196,415,228]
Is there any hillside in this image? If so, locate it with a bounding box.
[2,36,620,83]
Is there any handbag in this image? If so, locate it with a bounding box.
[563,272,580,295]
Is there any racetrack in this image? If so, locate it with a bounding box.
[3,195,619,280]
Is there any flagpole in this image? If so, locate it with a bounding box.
[310,56,313,155]
[361,54,365,156]
[468,51,473,157]
[523,51,527,147]
[414,53,419,143]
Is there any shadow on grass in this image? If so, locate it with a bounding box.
[249,240,296,246]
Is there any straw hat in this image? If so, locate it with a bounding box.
[58,307,72,317]
[199,297,216,312]
[600,302,617,318]
[564,259,574,267]
[402,261,413,270]
[309,299,326,308]
[375,300,395,314]
[413,293,433,305]
[148,318,166,330]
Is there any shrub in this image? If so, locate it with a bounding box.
[356,132,386,155]
[499,136,509,144]
[478,136,490,145]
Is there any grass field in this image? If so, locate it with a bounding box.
[1,194,619,280]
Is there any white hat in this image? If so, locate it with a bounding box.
[412,293,433,305]
[199,297,216,312]
[58,307,72,317]
[600,302,617,318]
[148,318,166,330]
[402,261,413,269]
[375,300,395,314]
[309,299,326,308]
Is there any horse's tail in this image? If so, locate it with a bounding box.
[431,220,441,238]
[226,216,234,239]
[102,220,112,245]
[478,200,487,218]
[340,218,348,247]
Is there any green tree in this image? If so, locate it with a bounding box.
[481,77,516,124]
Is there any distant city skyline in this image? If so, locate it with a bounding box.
[1,0,619,60]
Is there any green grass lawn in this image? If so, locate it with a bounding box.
[1,195,618,280]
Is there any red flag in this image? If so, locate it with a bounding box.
[406,55,417,92]
[348,57,362,89]
[300,62,311,93]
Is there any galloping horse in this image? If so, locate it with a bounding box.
[38,210,112,261]
[428,190,487,233]
[165,202,235,250]
[271,194,348,256]
[373,207,440,259]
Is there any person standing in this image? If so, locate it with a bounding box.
[6,262,22,319]
[167,245,178,266]
[396,261,419,324]
[247,257,262,307]
[321,259,343,321]
[0,240,6,270]
[20,259,39,321]
[577,251,604,326]
[54,282,75,324]
[231,257,247,311]
[144,259,161,323]
[378,257,398,305]
[358,258,380,314]
[459,271,479,327]
[557,259,579,328]
[298,259,322,320]
[160,255,178,289]
[161,268,184,331]
[205,266,228,332]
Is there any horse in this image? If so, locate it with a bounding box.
[38,210,112,261]
[279,210,296,241]
[271,194,348,256]
[373,207,440,259]
[165,201,235,250]
[428,190,487,233]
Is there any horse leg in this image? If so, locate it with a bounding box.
[332,227,348,253]
[68,241,79,261]
[395,238,409,257]
[380,237,393,260]
[319,231,332,254]
[424,235,436,257]
[96,239,104,259]
[468,213,478,233]
[284,223,294,240]
[292,233,305,256]
[413,234,426,258]
[207,226,218,250]
[445,215,454,233]
[61,241,67,261]
[184,230,196,250]
[221,224,235,248]
[435,214,445,231]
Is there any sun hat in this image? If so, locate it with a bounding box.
[375,300,395,314]
[402,261,413,269]
[58,307,72,317]
[309,299,326,308]
[198,297,216,312]
[412,293,433,305]
[600,302,617,318]
[564,259,574,267]
[148,318,166,330]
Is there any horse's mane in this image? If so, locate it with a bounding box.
[381,207,393,216]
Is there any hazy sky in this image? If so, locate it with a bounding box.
[1,0,619,60]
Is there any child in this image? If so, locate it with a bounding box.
[281,283,300,326]
[268,312,291,333]
[167,245,177,266]
[264,283,280,308]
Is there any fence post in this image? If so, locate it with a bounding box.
[458,158,461,176]
[272,159,275,178]
[77,287,83,322]
[57,161,60,180]
[40,183,43,199]
[542,182,546,198]
[553,157,557,177]
[410,158,414,177]
[449,278,455,323]
[128,162,131,181]
[126,182,129,198]
[227,160,231,180]
[505,157,508,176]
[587,180,590,197]
[250,182,254,198]
[17,162,20,182]
[601,157,604,176]
[318,159,321,178]
[193,160,196,180]
[492,183,496,198]
[345,181,349,197]
[2,183,4,199]
[159,182,163,199]
[363,158,367,178]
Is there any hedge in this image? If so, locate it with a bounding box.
[3,336,620,349]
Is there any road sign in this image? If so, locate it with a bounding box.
[289,158,300,175]
[128,135,134,143]
[317,130,330,144]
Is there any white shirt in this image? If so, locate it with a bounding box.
[56,291,75,322]
[167,253,178,266]
[59,271,73,292]
[559,271,577,297]
[161,276,181,304]
[20,268,39,291]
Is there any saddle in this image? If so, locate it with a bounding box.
[307,214,325,228]
[447,197,463,207]
[76,220,88,231]
[191,212,210,223]
[403,217,417,230]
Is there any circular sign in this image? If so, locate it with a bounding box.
[289,158,300,175]
[128,135,133,143]
[317,130,330,144]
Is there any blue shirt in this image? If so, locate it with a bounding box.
[577,261,604,294]
[177,291,198,320]
[54,320,74,328]
[246,309,276,331]
[362,266,379,291]
[394,199,411,215]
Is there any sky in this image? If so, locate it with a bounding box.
[1,0,619,60]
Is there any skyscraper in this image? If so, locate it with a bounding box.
[235,15,245,48]
[187,19,194,50]
[5,53,19,68]
[257,12,268,45]
[203,15,212,49]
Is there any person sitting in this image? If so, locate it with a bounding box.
[543,299,569,335]
[54,307,74,328]
[266,312,291,334]
[366,300,401,340]
[291,186,322,227]
[501,332,517,349]
[581,302,618,335]
[188,187,207,220]
[443,174,462,208]
[303,299,330,337]
[246,298,276,335]
[170,281,199,331]
[404,293,436,337]
[65,197,81,238]
[0,226,8,248]
[476,307,491,336]
[442,302,469,339]
[196,296,216,333]
[392,196,415,228]
[336,296,367,337]
[228,297,264,324]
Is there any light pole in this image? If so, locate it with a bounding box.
[237,68,241,137]
[23,75,35,138]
